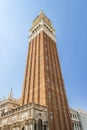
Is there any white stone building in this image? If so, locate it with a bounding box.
[0,89,20,118]
[0,97,86,130]
[77,109,87,130]
[70,108,82,130]
[0,102,48,130]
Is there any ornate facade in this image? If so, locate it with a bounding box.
[0,89,20,118]
[0,103,48,130]
[0,98,84,130]
[77,109,87,130]
[70,108,82,130]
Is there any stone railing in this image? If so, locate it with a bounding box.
[1,103,47,118]
[0,103,48,130]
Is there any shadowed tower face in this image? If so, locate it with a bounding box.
[22,11,73,130]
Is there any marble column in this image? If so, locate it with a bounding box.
[25,125,29,130]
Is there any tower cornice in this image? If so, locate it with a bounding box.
[29,11,56,42]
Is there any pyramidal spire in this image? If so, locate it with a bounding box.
[9,88,13,99]
[39,10,44,15]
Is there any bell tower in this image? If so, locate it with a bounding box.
[22,11,73,130]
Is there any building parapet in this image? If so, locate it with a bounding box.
[1,103,47,118]
[0,103,48,129]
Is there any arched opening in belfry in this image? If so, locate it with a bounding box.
[38,119,43,130]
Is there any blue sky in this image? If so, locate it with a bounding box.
[0,0,87,110]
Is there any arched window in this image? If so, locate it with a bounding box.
[38,119,43,130]
[34,123,37,130]
[44,125,46,130]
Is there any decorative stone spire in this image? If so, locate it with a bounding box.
[9,88,13,99]
[39,10,44,15]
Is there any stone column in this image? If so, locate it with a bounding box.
[76,123,78,130]
[36,124,38,130]
[42,125,44,130]
[31,124,34,130]
[78,124,80,130]
[17,127,20,130]
[25,125,29,130]
[74,123,75,130]
[47,125,49,130]
[36,123,38,130]
[14,127,17,130]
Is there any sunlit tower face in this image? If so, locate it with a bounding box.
[22,11,73,130]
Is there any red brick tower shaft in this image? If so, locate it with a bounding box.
[22,11,73,130]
